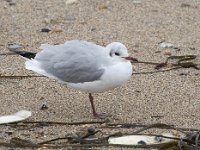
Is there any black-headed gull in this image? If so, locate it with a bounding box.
[12,40,137,119]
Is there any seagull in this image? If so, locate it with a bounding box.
[12,40,137,119]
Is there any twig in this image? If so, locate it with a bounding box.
[2,120,109,126]
[134,61,161,65]
[132,66,182,74]
[38,137,70,145]
[104,123,200,132]
[132,123,176,134]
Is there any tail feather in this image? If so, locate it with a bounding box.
[11,50,46,75]
[10,50,36,59]
[25,59,47,75]
[10,49,59,80]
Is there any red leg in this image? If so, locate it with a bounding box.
[89,93,107,119]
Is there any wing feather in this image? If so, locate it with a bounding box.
[30,40,107,83]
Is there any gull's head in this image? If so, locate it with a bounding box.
[106,42,138,62]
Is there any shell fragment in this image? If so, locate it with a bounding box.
[159,42,174,48]
[108,133,177,146]
[0,110,32,124]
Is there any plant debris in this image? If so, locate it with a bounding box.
[0,122,200,149]
[132,54,199,74]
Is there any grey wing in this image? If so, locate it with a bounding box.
[34,40,106,83]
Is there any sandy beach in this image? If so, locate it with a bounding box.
[0,0,200,149]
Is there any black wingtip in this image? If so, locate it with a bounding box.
[10,50,36,59]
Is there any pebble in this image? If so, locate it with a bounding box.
[7,44,22,51]
[41,28,51,33]
[180,73,188,76]
[86,127,96,138]
[40,97,45,100]
[159,42,174,48]
[138,140,146,145]
[9,2,16,6]
[40,103,48,110]
[91,28,96,31]
[181,3,191,8]
[154,136,163,142]
[5,131,13,135]
[133,0,142,4]
[5,0,16,6]
[173,47,181,51]
[164,51,172,56]
[135,90,141,93]
[87,127,95,134]
[65,0,78,5]
[189,47,195,50]
[98,5,108,10]
[155,51,161,53]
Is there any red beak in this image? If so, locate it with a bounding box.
[124,56,138,62]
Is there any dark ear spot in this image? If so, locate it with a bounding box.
[115,52,120,56]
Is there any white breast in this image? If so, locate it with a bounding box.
[67,61,133,93]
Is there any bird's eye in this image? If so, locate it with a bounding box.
[115,52,120,56]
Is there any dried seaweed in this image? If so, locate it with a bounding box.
[132,54,199,74]
[0,122,200,149]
